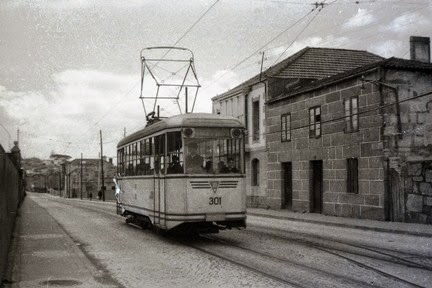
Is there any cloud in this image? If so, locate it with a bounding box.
[0,70,146,159]
[344,8,374,29]
[0,68,237,159]
[266,35,350,62]
[2,0,150,10]
[384,11,430,33]
[369,40,404,58]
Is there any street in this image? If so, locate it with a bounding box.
[10,193,432,288]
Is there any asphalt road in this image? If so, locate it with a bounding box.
[24,193,432,288]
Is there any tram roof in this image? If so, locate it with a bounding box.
[117,113,243,147]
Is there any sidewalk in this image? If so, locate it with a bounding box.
[2,195,117,288]
[247,208,432,237]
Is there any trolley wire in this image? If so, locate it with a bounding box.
[205,0,428,90]
[77,0,220,151]
[270,6,323,66]
[204,8,317,89]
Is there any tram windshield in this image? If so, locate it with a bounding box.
[117,127,243,176]
[184,137,243,175]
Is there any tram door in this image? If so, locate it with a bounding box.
[153,172,165,227]
[153,136,166,228]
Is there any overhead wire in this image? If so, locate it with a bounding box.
[204,8,316,89]
[270,6,323,66]
[206,0,428,91]
[61,2,221,158]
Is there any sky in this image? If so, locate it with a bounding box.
[0,0,431,160]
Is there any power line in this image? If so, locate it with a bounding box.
[204,9,316,89]
[171,0,220,49]
[271,7,323,66]
[150,0,220,69]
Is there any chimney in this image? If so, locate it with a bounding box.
[109,158,113,164]
[410,36,430,63]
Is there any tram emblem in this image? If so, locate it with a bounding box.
[209,181,220,193]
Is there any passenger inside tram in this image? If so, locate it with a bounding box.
[217,161,228,173]
[226,158,240,173]
[167,155,183,174]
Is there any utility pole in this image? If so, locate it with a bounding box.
[124,127,126,137]
[80,153,83,200]
[100,130,105,201]
[259,51,265,82]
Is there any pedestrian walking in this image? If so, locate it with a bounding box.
[89,192,92,201]
[98,190,102,201]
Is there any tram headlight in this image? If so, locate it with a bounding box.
[183,127,195,137]
[231,128,242,139]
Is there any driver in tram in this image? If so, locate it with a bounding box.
[186,142,204,173]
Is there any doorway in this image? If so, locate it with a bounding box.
[310,160,323,213]
[282,162,292,209]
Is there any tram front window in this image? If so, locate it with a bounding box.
[185,138,242,174]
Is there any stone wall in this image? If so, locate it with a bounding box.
[266,71,386,220]
[0,144,25,283]
[403,161,432,223]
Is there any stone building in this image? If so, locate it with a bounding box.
[265,36,432,223]
[212,47,382,208]
[66,157,117,200]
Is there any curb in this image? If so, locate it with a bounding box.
[247,212,432,238]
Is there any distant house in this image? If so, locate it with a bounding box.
[212,47,383,208]
[25,173,46,192]
[22,156,66,194]
[265,36,432,224]
[65,157,117,200]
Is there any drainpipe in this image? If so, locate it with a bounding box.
[385,158,391,221]
[378,67,391,221]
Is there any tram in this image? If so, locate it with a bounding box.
[115,113,246,233]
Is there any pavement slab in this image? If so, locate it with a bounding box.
[3,195,118,288]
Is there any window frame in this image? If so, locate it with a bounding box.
[251,158,259,187]
[344,96,359,133]
[252,99,260,142]
[281,113,291,142]
[309,106,321,138]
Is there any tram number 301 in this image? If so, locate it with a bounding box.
[209,197,222,205]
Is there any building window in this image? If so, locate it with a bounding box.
[252,100,260,141]
[345,97,359,133]
[281,113,291,142]
[347,158,358,194]
[309,106,321,138]
[252,158,259,186]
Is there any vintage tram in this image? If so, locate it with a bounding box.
[115,113,246,233]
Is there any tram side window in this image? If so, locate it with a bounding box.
[126,144,135,176]
[154,135,165,175]
[133,142,138,175]
[136,142,141,175]
[139,138,152,175]
[117,148,125,176]
[167,132,183,174]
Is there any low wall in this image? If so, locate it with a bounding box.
[403,161,432,224]
[0,145,24,283]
